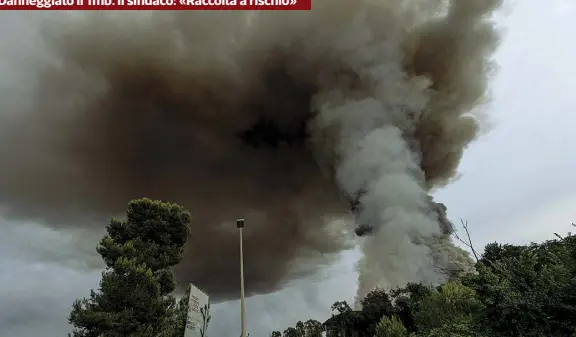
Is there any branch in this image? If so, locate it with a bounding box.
[451,219,480,261]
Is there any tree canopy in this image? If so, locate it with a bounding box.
[68,198,191,337]
[274,225,576,337]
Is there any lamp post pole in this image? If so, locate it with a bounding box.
[237,218,246,337]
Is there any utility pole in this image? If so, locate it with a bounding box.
[236,218,246,337]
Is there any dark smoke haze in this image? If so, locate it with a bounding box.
[0,1,502,302]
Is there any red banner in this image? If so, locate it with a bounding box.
[0,0,311,10]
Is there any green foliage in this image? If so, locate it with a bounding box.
[464,235,576,336]
[296,320,306,336]
[97,198,191,293]
[159,286,191,337]
[331,301,352,314]
[303,319,323,337]
[283,327,299,337]
[422,322,478,337]
[413,281,482,335]
[280,320,323,337]
[68,198,191,337]
[273,224,576,337]
[374,315,408,337]
[360,287,394,334]
[388,283,434,333]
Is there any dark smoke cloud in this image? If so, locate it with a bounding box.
[0,1,502,302]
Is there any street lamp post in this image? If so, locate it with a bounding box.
[236,218,246,337]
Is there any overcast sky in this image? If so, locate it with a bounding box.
[1,1,575,336]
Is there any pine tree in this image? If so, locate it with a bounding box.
[68,198,191,337]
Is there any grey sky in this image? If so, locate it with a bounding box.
[1,1,574,336]
[436,0,576,247]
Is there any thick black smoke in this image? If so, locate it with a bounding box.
[0,1,502,302]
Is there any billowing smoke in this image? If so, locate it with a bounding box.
[0,0,501,302]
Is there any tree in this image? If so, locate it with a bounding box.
[199,302,211,337]
[389,283,433,333]
[413,281,482,336]
[303,319,323,337]
[324,301,369,337]
[360,286,394,334]
[283,327,299,337]
[374,315,408,337]
[68,198,191,337]
[295,321,306,337]
[279,320,323,337]
[331,301,352,314]
[463,236,576,336]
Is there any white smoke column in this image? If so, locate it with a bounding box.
[311,39,443,302]
[307,2,487,301]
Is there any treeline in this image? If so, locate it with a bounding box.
[273,225,576,337]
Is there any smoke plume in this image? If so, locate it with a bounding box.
[0,1,501,302]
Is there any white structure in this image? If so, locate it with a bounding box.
[184,283,211,337]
